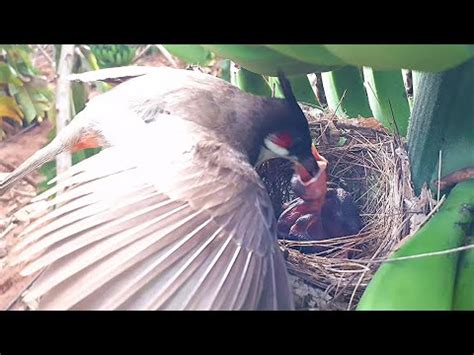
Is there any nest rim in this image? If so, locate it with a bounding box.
[259,108,436,310]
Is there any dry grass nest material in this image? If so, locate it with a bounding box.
[257,106,438,310]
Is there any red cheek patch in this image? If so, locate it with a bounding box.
[271,132,293,148]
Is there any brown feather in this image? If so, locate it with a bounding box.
[13,116,294,310]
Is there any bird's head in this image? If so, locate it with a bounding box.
[257,71,323,178]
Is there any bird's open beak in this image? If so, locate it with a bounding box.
[291,144,328,206]
[298,155,319,180]
[295,144,327,182]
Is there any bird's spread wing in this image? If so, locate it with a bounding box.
[8,118,294,310]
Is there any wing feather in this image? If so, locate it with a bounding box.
[11,117,294,310]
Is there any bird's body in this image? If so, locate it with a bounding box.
[71,68,277,159]
[1,66,323,310]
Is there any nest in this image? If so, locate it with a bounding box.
[257,106,437,310]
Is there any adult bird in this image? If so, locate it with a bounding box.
[1,66,326,310]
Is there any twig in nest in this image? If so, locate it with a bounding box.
[347,272,366,310]
[331,273,359,303]
[390,194,446,252]
[359,243,474,265]
[0,160,37,188]
[330,89,347,121]
[333,121,386,136]
[387,99,402,144]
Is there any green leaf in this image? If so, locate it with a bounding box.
[72,150,87,165]
[204,45,339,76]
[267,75,319,105]
[17,61,37,77]
[287,75,319,105]
[325,45,474,72]
[5,46,38,78]
[0,96,24,125]
[206,45,474,75]
[266,45,346,66]
[321,67,372,118]
[15,86,39,123]
[408,58,474,192]
[163,45,215,66]
[234,67,272,97]
[337,137,348,146]
[266,77,284,98]
[363,68,410,136]
[84,147,101,159]
[18,82,52,122]
[0,63,23,86]
[36,86,54,102]
[412,70,422,100]
[78,46,101,71]
[38,159,56,193]
[218,59,231,82]
[71,81,87,115]
[90,45,136,68]
[452,235,474,310]
[8,83,20,95]
[357,180,474,310]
